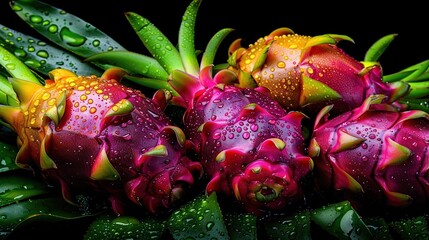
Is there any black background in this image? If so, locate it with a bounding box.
[0,0,427,75]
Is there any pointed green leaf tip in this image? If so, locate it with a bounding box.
[201,28,235,70]
[178,0,201,76]
[365,33,397,62]
[125,12,184,74]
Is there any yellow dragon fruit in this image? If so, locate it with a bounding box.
[227,28,410,117]
[0,49,203,215]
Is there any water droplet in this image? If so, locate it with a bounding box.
[13,49,27,58]
[213,131,221,140]
[92,39,100,47]
[48,24,58,33]
[5,63,15,70]
[36,50,49,58]
[206,221,214,231]
[60,27,87,46]
[29,15,43,23]
[122,133,132,140]
[242,132,250,139]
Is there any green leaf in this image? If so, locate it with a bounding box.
[124,75,177,95]
[263,210,311,240]
[85,51,169,80]
[0,141,19,172]
[201,28,235,70]
[401,60,429,82]
[0,45,40,84]
[0,197,96,236]
[167,192,229,240]
[125,12,184,74]
[224,212,257,240]
[364,33,397,62]
[399,98,429,113]
[10,0,125,58]
[0,170,51,207]
[389,216,429,240]
[363,216,393,240]
[178,0,201,76]
[311,201,373,240]
[0,24,102,77]
[83,214,167,240]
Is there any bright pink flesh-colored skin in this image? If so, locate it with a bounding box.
[1,68,202,215]
[228,30,409,117]
[309,95,429,212]
[170,66,313,215]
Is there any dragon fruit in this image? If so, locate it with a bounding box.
[0,54,203,215]
[227,28,410,117]
[84,1,313,215]
[173,66,313,215]
[308,94,429,212]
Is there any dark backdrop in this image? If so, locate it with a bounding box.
[0,0,427,74]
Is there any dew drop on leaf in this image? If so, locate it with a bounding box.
[29,15,43,23]
[60,27,87,46]
[48,24,59,33]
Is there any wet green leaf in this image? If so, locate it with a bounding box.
[0,138,19,173]
[167,192,229,240]
[84,214,166,240]
[263,210,311,240]
[389,216,429,240]
[224,212,257,240]
[0,45,40,84]
[178,0,201,76]
[200,28,234,70]
[0,24,102,77]
[11,0,125,58]
[363,216,392,239]
[364,33,397,62]
[311,201,373,240]
[85,50,168,80]
[0,170,51,207]
[399,98,429,113]
[125,12,184,74]
[0,196,96,236]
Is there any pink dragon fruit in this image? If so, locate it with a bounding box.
[227,28,410,117]
[0,65,203,215]
[172,66,313,215]
[85,1,313,215]
[309,94,429,212]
